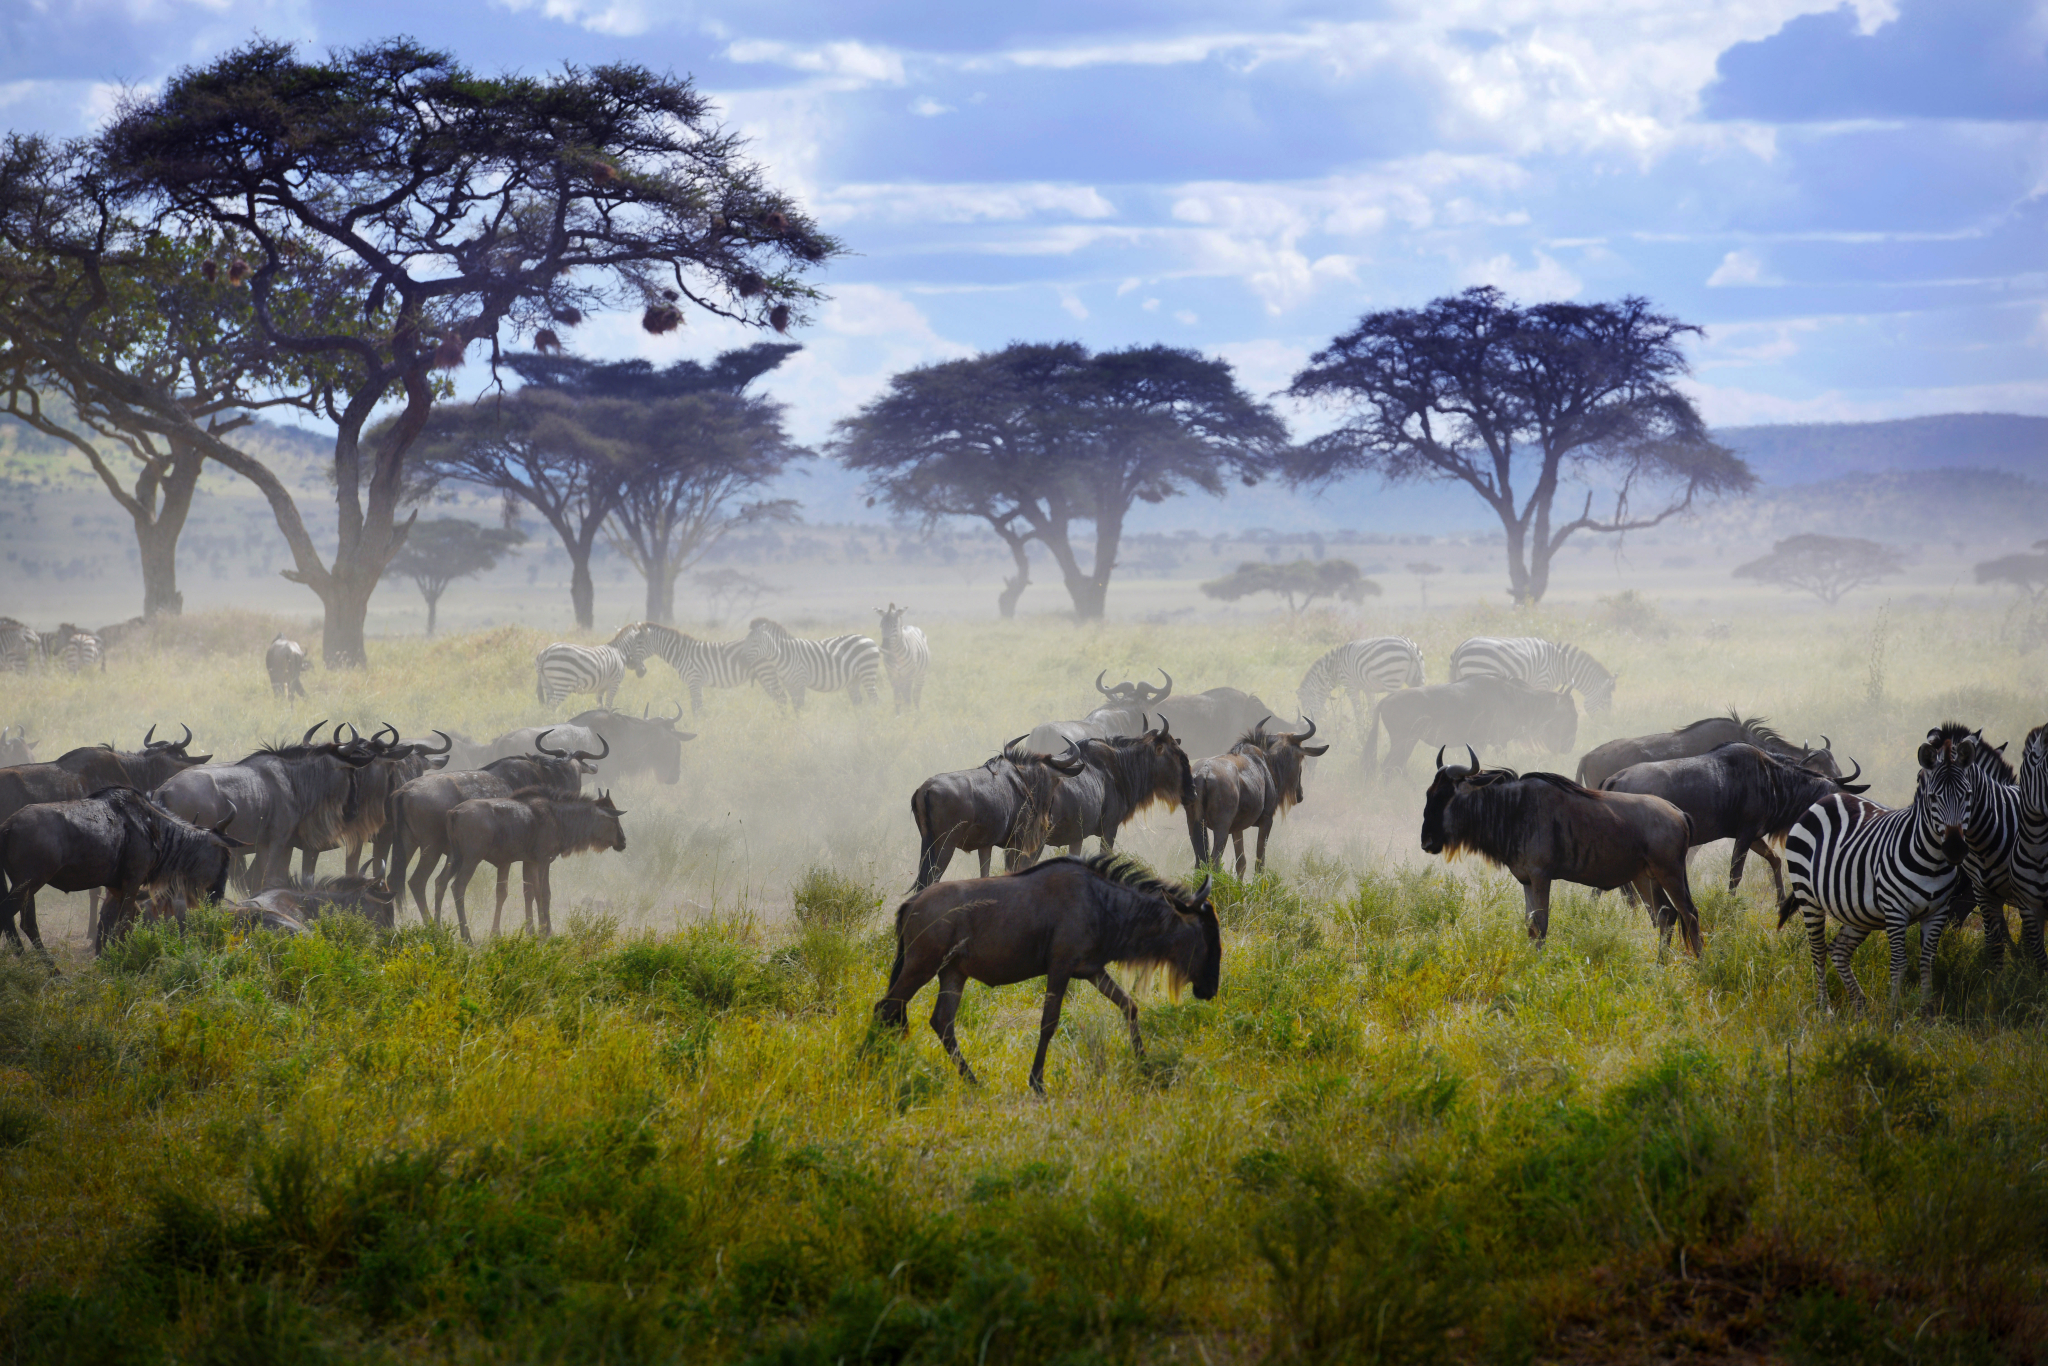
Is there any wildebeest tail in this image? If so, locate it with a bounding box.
[873,898,912,1030]
[1777,892,1801,930]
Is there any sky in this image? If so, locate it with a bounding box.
[4,0,2046,473]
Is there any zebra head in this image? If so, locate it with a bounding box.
[1916,727,1977,865]
[609,624,652,675]
[2019,725,2048,818]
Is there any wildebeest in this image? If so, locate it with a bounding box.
[1187,719,1330,876]
[1368,676,1578,775]
[296,726,452,879]
[565,707,695,786]
[1576,712,1845,789]
[386,730,601,922]
[443,790,628,941]
[910,737,1087,887]
[0,726,34,766]
[1025,671,1170,754]
[0,725,212,828]
[1420,748,1704,956]
[1153,685,1287,763]
[1012,720,1194,867]
[0,787,244,953]
[152,722,378,891]
[237,872,398,930]
[1599,743,1869,900]
[266,635,310,700]
[873,853,1220,1095]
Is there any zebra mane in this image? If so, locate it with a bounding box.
[749,617,791,639]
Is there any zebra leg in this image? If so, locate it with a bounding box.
[689,681,704,716]
[1089,970,1144,1061]
[1972,872,2010,965]
[1916,904,1954,1010]
[1827,922,1872,1010]
[2020,905,2048,973]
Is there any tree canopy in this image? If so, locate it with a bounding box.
[1200,559,1381,615]
[1285,287,1754,605]
[1733,534,1904,605]
[381,518,525,634]
[835,342,1286,619]
[1975,543,2048,600]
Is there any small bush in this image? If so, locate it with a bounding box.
[791,866,884,932]
[0,1097,43,1148]
[1815,1034,1946,1135]
[607,926,788,1013]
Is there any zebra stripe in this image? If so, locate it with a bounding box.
[0,619,42,673]
[55,629,103,674]
[747,617,882,711]
[876,604,930,713]
[616,622,787,714]
[1780,734,1973,1010]
[535,629,639,708]
[1943,733,2037,967]
[1449,636,1615,714]
[2006,725,2048,971]
[1296,637,1423,729]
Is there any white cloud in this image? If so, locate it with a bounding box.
[1686,377,2048,427]
[1142,298,1162,312]
[1706,249,1781,287]
[909,96,952,117]
[493,0,651,36]
[1459,249,1582,300]
[1174,309,1199,326]
[1059,289,1089,321]
[724,39,906,87]
[819,182,1115,225]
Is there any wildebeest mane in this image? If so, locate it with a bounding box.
[1018,853,1209,991]
[1086,734,1191,813]
[1441,768,1596,865]
[1672,710,1785,748]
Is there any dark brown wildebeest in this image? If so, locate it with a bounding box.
[443,790,628,941]
[0,787,244,953]
[51,724,211,792]
[873,853,1220,1095]
[294,725,451,880]
[1025,670,1171,754]
[152,722,379,891]
[237,872,397,930]
[1012,720,1196,868]
[1575,711,1846,789]
[386,730,602,923]
[1420,747,1704,956]
[1600,742,1869,901]
[1187,718,1330,877]
[910,737,1087,887]
[267,635,309,700]
[566,706,696,786]
[1368,676,1577,775]
[0,726,37,767]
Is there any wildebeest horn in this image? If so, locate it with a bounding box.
[1095,670,1114,698]
[1156,714,1173,742]
[302,721,326,744]
[375,722,399,744]
[535,728,565,757]
[421,729,453,755]
[1821,734,1833,752]
[572,734,611,763]
[1193,873,1212,905]
[144,723,157,747]
[213,802,237,836]
[1466,746,1479,772]
[179,723,192,749]
[1839,757,1864,788]
[1435,746,1447,770]
[666,701,684,723]
[1149,668,1173,701]
[1292,716,1317,743]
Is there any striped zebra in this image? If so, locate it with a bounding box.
[534,626,643,708]
[1939,731,2044,969]
[2009,725,2048,972]
[615,622,787,714]
[0,619,40,673]
[1297,637,1423,735]
[1779,726,1976,1011]
[45,624,103,674]
[1449,637,1615,715]
[875,603,930,713]
[746,617,881,712]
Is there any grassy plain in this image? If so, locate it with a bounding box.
[2,599,2046,1364]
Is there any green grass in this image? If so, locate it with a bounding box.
[1,604,2046,1361]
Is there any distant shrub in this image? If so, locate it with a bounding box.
[791,866,883,932]
[608,927,788,1013]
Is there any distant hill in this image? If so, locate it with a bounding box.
[1691,466,2048,554]
[1715,413,2048,485]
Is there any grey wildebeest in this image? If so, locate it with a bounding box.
[386,730,602,922]
[1024,671,1170,755]
[266,635,309,700]
[911,737,1087,887]
[566,707,695,786]
[1010,720,1195,868]
[443,790,628,941]
[0,726,37,766]
[1599,743,1868,901]
[0,787,244,953]
[151,722,378,891]
[873,853,1220,1095]
[1154,685,1287,763]
[1420,748,1704,956]
[237,872,398,930]
[294,726,451,879]
[0,724,212,827]
[1368,676,1578,775]
[1187,718,1329,876]
[1576,711,1845,789]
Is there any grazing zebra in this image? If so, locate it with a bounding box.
[875,603,930,713]
[2009,725,2048,972]
[1449,637,1615,715]
[1779,726,1976,1011]
[534,627,643,708]
[1938,731,2043,969]
[614,622,787,714]
[1297,637,1424,736]
[746,617,881,711]
[46,625,102,674]
[0,619,40,673]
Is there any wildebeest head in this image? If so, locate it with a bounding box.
[1096,669,1171,705]
[1916,725,1977,864]
[567,706,695,786]
[535,726,609,775]
[997,734,1087,777]
[0,724,37,766]
[1237,717,1330,811]
[1536,688,1579,754]
[1420,745,1496,856]
[1093,716,1195,812]
[1176,871,1222,1000]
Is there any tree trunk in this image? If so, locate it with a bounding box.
[319,573,377,667]
[646,556,677,624]
[1079,508,1126,622]
[1500,515,1535,606]
[133,440,203,618]
[424,587,442,636]
[1036,524,1102,621]
[992,524,1032,619]
[569,552,596,630]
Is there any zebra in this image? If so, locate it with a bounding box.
[1449,637,1615,716]
[746,617,881,711]
[534,626,644,708]
[1297,637,1423,737]
[2007,724,2048,973]
[45,624,102,674]
[875,603,930,713]
[1937,730,2046,970]
[1778,726,1976,1011]
[0,619,41,673]
[615,621,787,714]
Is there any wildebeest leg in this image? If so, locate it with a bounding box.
[1230,831,1247,880]
[1522,876,1552,945]
[1629,874,1668,936]
[490,864,512,938]
[534,861,553,939]
[85,889,100,946]
[413,851,443,925]
[1186,805,1208,865]
[976,848,991,878]
[0,884,35,952]
[448,854,478,944]
[1254,820,1272,875]
[1089,970,1143,1061]
[431,857,460,926]
[1749,839,1788,902]
[931,964,977,1086]
[1028,972,1070,1096]
[300,845,320,882]
[1652,864,1705,958]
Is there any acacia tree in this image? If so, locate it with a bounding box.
[836,342,1284,620]
[1975,542,2048,600]
[1286,287,1755,606]
[8,38,835,664]
[381,517,525,634]
[1734,534,1904,605]
[1200,559,1380,615]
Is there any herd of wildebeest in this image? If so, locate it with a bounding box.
[1,621,2044,1092]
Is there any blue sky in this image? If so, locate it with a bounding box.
[5,0,2046,460]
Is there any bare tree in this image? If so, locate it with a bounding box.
[1734,534,1904,605]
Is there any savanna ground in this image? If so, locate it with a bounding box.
[2,596,2046,1364]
